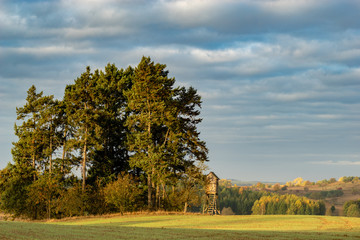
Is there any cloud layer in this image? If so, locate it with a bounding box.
[1,0,360,181]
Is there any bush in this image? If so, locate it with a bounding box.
[104,173,142,214]
[339,176,359,183]
[56,183,86,218]
[221,207,235,215]
[347,204,360,217]
[0,164,35,219]
[26,174,61,219]
[344,200,360,217]
[272,183,281,191]
[326,205,336,216]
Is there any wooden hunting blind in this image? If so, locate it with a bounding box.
[204,172,220,215]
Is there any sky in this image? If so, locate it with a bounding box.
[0,0,359,182]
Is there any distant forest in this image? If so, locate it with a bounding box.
[219,177,360,217]
[0,57,208,219]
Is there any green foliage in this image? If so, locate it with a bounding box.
[64,67,103,190]
[344,200,360,217]
[12,85,54,171]
[0,163,34,218]
[176,164,207,213]
[56,183,84,217]
[346,204,360,217]
[124,56,208,209]
[326,205,336,216]
[26,174,61,219]
[305,189,343,200]
[218,186,268,215]
[329,178,337,183]
[221,207,235,215]
[4,57,208,219]
[273,183,281,191]
[104,173,142,214]
[87,64,133,183]
[252,194,325,215]
[339,176,360,183]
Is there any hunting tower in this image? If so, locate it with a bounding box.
[204,172,220,215]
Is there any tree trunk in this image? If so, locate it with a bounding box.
[49,135,52,174]
[147,173,152,210]
[156,183,160,210]
[48,199,51,220]
[32,137,36,180]
[82,133,87,192]
[61,136,66,173]
[184,202,188,213]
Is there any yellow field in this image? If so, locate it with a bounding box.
[1,214,360,239]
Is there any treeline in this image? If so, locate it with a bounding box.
[305,189,344,200]
[0,57,208,219]
[218,185,325,216]
[252,194,326,215]
[219,185,268,215]
[286,176,360,187]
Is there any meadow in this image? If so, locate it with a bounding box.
[1,214,360,240]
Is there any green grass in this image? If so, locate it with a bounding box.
[1,214,360,239]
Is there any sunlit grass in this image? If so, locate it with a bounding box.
[1,214,360,239]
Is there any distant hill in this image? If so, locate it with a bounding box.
[223,177,360,216]
[228,179,284,186]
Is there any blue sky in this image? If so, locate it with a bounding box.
[1,0,359,182]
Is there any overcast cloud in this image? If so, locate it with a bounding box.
[1,0,359,182]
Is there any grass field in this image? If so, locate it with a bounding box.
[1,214,360,239]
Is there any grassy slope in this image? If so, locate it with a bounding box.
[1,215,360,240]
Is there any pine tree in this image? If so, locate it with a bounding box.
[88,64,133,182]
[12,85,54,174]
[125,57,208,209]
[64,67,101,191]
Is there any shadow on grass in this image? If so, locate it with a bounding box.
[0,221,359,240]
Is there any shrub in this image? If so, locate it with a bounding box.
[104,173,142,214]
[344,200,360,217]
[339,176,359,183]
[273,183,281,191]
[221,207,235,215]
[56,183,85,218]
[0,163,35,219]
[326,205,336,216]
[346,204,360,217]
